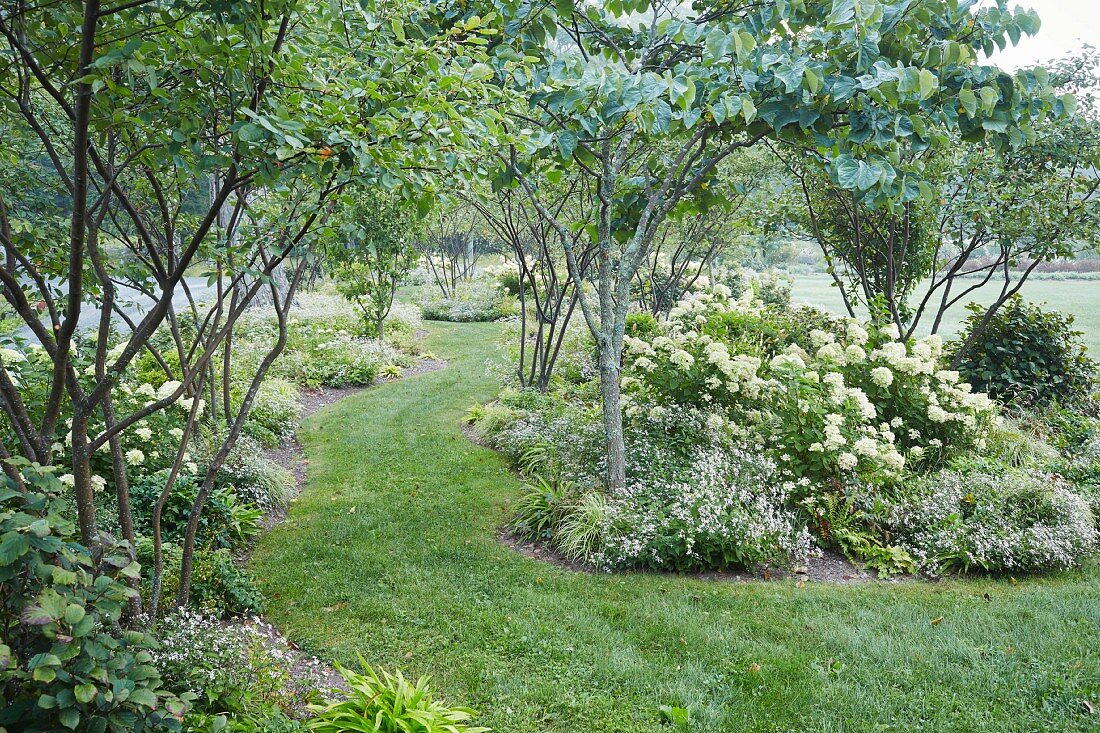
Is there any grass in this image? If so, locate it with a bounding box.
[250,320,1100,733]
[790,274,1100,354]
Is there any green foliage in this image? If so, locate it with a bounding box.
[624,312,660,339]
[189,550,265,619]
[130,473,263,553]
[133,542,263,621]
[306,661,488,733]
[0,469,186,732]
[808,492,916,578]
[751,273,792,310]
[507,474,577,543]
[954,296,1097,408]
[332,189,420,342]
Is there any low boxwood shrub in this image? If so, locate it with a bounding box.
[953,296,1097,408]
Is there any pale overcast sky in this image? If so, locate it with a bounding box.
[986,0,1099,70]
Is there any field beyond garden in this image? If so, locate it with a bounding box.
[251,320,1100,733]
[792,274,1100,354]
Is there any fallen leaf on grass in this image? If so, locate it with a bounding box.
[930,616,944,626]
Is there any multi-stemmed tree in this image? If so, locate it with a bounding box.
[783,49,1099,349]
[489,0,1064,492]
[0,0,507,612]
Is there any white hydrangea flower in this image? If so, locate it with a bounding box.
[135,426,153,441]
[845,322,869,345]
[871,366,894,388]
[157,380,182,399]
[854,437,879,457]
[669,349,695,370]
[837,452,858,471]
[126,448,145,466]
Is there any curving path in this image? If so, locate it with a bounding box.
[250,320,1100,733]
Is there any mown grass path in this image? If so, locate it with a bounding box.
[251,321,1100,733]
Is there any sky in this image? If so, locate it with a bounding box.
[985,0,1099,70]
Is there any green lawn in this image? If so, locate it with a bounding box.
[251,320,1100,733]
[791,274,1100,354]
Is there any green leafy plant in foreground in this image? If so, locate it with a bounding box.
[306,660,488,733]
[0,468,187,732]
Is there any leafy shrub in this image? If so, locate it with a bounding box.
[134,541,263,620]
[624,312,660,339]
[242,379,301,448]
[130,472,263,552]
[189,549,265,618]
[0,469,187,732]
[954,296,1097,408]
[886,469,1097,573]
[594,425,814,571]
[306,661,488,733]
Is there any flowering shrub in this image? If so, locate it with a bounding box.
[479,286,1098,576]
[884,469,1097,573]
[595,420,815,571]
[622,288,998,489]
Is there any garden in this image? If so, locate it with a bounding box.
[1,1,1099,732]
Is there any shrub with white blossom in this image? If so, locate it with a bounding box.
[622,287,998,490]
[476,285,1100,576]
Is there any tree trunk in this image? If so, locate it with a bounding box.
[69,412,98,547]
[598,336,626,492]
[376,315,385,343]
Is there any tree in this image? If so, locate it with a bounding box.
[332,189,419,342]
[786,48,1100,349]
[633,149,782,315]
[0,0,507,615]
[418,200,496,298]
[471,175,596,390]
[491,0,1060,491]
